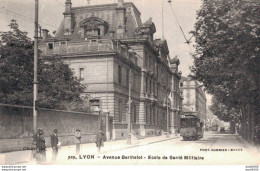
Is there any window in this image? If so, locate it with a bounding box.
[85,28,101,37]
[153,82,155,95]
[118,100,122,122]
[118,65,122,85]
[155,110,158,125]
[150,106,153,124]
[146,77,148,93]
[149,79,152,94]
[126,69,129,88]
[146,106,149,124]
[132,73,136,89]
[89,99,100,112]
[157,66,159,78]
[132,104,137,124]
[79,68,84,80]
[145,54,149,68]
[60,42,66,49]
[180,82,183,87]
[48,43,53,49]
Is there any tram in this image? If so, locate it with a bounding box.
[180,114,204,141]
[211,124,219,132]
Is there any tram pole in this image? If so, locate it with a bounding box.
[33,0,39,136]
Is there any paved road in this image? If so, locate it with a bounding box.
[53,132,260,165]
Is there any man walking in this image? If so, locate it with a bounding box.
[50,129,59,162]
[35,129,46,164]
[75,129,81,155]
[96,129,104,152]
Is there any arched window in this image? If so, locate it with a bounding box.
[79,15,109,38]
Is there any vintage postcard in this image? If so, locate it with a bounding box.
[0,0,259,170]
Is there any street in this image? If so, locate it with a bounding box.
[10,132,258,165]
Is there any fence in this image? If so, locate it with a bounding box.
[0,104,99,153]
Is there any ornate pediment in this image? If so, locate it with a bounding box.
[79,16,109,30]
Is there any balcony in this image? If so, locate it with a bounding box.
[140,93,158,104]
[39,39,138,65]
[40,40,115,55]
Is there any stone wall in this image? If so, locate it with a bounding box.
[0,105,99,153]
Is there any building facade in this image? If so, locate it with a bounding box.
[39,0,181,140]
[169,57,183,133]
[180,77,207,122]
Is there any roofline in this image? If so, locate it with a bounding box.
[71,2,141,16]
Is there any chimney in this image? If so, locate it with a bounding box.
[65,0,72,13]
[116,0,126,38]
[42,29,49,40]
[63,0,73,35]
[170,56,180,73]
[118,0,124,7]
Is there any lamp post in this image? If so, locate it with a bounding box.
[33,0,39,137]
[127,69,132,144]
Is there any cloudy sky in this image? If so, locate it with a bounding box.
[0,0,211,105]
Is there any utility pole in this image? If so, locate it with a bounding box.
[33,0,39,136]
[127,69,132,144]
[162,0,165,39]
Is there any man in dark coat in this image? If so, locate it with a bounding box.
[254,125,260,152]
[35,129,46,164]
[74,129,81,155]
[96,129,104,152]
[50,129,59,161]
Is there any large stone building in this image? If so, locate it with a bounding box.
[169,57,183,133]
[39,0,182,140]
[179,77,207,122]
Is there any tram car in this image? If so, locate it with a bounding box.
[180,114,204,141]
[211,124,219,132]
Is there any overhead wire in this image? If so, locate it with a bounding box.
[0,6,59,29]
[168,1,193,52]
[54,0,65,7]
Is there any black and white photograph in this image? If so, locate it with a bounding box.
[0,0,259,170]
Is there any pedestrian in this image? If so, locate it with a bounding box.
[254,125,260,152]
[96,129,104,152]
[50,129,59,162]
[35,129,46,164]
[75,129,81,155]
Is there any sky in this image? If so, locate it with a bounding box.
[0,0,211,106]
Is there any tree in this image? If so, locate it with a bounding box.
[190,0,260,122]
[210,96,240,133]
[0,20,88,111]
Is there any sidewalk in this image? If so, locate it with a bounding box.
[0,134,181,165]
[235,134,260,153]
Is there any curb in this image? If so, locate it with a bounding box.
[100,136,181,154]
[7,135,181,165]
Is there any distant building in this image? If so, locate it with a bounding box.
[179,77,207,122]
[39,0,182,140]
[169,56,183,132]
